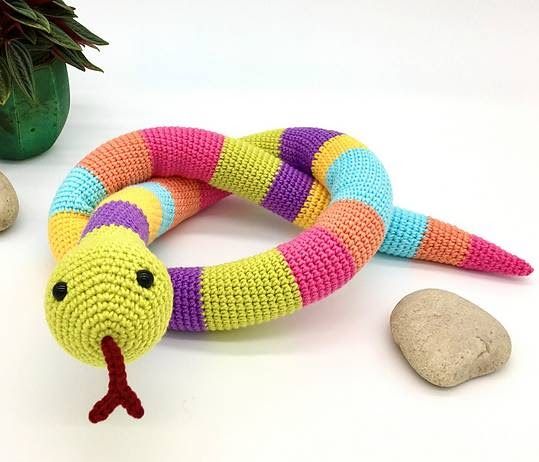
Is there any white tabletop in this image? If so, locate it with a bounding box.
[1,1,537,461]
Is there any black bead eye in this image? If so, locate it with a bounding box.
[52,281,68,301]
[136,270,154,289]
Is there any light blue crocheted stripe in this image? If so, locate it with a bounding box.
[379,207,429,258]
[138,182,175,236]
[49,167,107,217]
[325,148,393,228]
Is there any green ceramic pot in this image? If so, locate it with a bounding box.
[0,59,70,160]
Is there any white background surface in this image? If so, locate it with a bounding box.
[0,1,538,461]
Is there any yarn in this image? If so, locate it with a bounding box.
[88,336,144,423]
[45,127,533,422]
[46,226,173,365]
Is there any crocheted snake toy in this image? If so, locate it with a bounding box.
[46,127,533,423]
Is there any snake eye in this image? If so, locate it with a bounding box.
[136,270,154,289]
[52,281,68,301]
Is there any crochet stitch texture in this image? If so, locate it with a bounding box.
[46,127,533,368]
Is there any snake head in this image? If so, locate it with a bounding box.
[45,227,173,367]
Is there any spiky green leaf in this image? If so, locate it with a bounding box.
[1,0,37,21]
[33,10,52,32]
[73,49,103,72]
[63,18,108,46]
[40,22,81,50]
[3,11,51,33]
[53,46,103,72]
[4,40,36,101]
[26,35,54,52]
[52,0,76,13]
[36,4,77,19]
[0,59,12,106]
[51,46,85,71]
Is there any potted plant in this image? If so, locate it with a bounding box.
[0,0,107,160]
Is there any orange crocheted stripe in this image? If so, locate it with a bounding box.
[414,218,471,266]
[79,131,153,194]
[315,199,385,269]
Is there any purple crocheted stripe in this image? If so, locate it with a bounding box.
[262,162,313,222]
[279,128,341,174]
[81,200,149,242]
[167,267,206,332]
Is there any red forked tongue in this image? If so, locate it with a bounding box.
[88,336,144,423]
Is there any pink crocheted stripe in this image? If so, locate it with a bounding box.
[459,234,533,276]
[141,127,225,182]
[278,227,356,306]
[199,183,230,210]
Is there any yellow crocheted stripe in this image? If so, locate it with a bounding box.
[200,248,302,330]
[100,186,162,243]
[47,226,173,366]
[312,134,366,183]
[239,129,284,159]
[48,211,90,261]
[293,181,330,228]
[210,137,281,204]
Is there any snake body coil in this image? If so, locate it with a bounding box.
[45,127,532,421]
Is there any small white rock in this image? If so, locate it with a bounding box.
[391,289,511,387]
[0,171,19,231]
